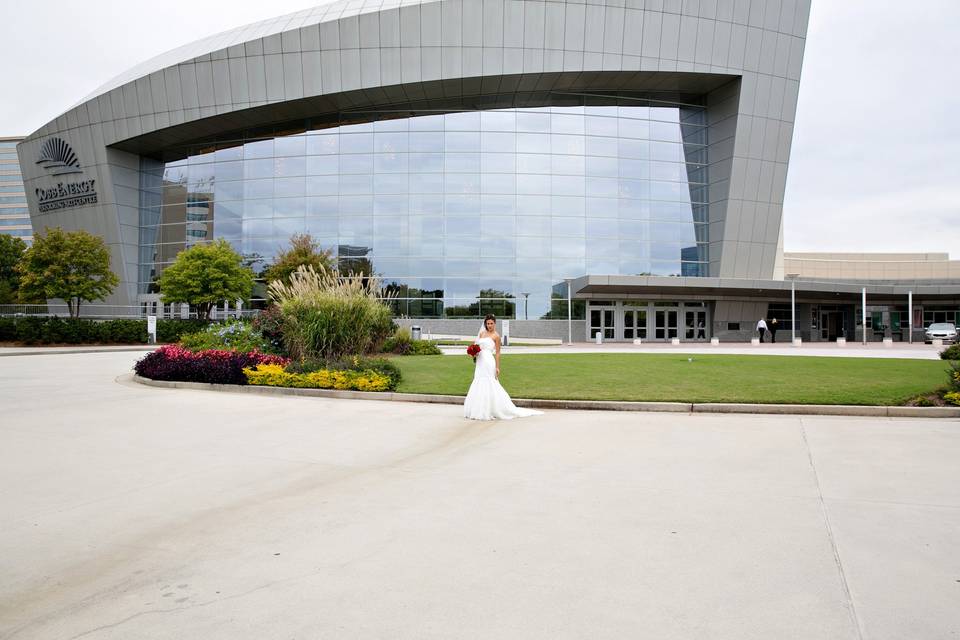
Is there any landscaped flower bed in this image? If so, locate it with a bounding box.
[135,345,400,392]
[243,363,393,391]
[134,345,289,385]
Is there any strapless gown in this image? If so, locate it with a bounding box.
[463,337,543,421]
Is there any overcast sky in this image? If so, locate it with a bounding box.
[2,0,957,257]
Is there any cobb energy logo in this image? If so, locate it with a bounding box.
[35,137,98,212]
[36,137,82,175]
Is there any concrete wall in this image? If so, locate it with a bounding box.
[784,253,960,282]
[394,318,584,342]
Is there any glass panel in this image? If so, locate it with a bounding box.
[138,99,707,304]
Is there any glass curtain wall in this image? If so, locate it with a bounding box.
[139,98,708,319]
[0,139,31,242]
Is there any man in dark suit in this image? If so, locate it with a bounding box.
[769,317,779,343]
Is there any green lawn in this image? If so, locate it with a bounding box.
[393,353,950,405]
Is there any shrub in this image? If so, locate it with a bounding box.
[244,363,395,392]
[948,360,960,389]
[940,344,960,360]
[268,265,394,360]
[0,317,209,345]
[179,320,273,353]
[382,326,412,353]
[0,317,13,341]
[156,319,210,344]
[381,326,443,355]
[407,340,443,355]
[134,345,289,385]
[251,305,285,354]
[286,355,402,389]
[944,392,960,406]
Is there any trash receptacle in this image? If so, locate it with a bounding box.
[411,326,421,341]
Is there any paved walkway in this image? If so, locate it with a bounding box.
[1,352,958,639]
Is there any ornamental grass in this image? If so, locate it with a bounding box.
[268,265,394,361]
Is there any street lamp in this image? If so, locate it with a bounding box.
[521,292,530,320]
[786,273,799,344]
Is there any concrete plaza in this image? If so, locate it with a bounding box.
[1,350,958,639]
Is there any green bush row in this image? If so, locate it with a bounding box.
[940,344,960,360]
[0,317,209,345]
[381,326,443,355]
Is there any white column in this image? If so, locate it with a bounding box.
[791,279,796,343]
[861,287,867,345]
[566,279,572,344]
[908,290,913,344]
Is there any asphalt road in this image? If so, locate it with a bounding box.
[1,351,958,639]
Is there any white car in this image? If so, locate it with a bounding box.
[924,322,958,344]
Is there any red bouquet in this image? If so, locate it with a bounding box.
[467,344,481,361]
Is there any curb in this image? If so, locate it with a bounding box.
[0,346,156,357]
[130,375,960,419]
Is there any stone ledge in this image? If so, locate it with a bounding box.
[130,375,960,419]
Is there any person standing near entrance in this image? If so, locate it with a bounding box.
[769,317,779,343]
[756,318,768,343]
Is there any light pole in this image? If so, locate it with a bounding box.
[786,273,799,343]
[521,292,530,320]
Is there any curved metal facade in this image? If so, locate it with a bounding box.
[18,0,810,310]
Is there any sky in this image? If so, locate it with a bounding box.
[1,0,957,257]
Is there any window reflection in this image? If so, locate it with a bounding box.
[140,100,710,310]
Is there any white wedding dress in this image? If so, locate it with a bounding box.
[463,335,543,421]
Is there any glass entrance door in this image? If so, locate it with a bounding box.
[590,307,615,340]
[684,310,707,340]
[623,307,648,341]
[655,309,679,340]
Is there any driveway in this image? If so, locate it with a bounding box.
[1,351,958,639]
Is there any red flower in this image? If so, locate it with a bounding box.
[467,344,481,360]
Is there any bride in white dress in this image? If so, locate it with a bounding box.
[463,314,543,421]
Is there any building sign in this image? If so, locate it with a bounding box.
[34,137,98,212]
[36,180,98,212]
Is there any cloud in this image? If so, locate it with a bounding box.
[784,0,960,257]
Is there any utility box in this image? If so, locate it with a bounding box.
[411,326,421,341]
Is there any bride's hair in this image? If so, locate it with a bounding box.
[484,314,496,325]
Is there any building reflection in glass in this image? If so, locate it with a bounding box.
[139,96,708,319]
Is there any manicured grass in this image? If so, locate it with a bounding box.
[393,353,950,405]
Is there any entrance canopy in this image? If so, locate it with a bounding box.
[569,275,960,304]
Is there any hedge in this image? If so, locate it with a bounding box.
[0,317,209,345]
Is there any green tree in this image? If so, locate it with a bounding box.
[158,239,255,320]
[261,234,334,285]
[17,228,119,317]
[0,234,28,304]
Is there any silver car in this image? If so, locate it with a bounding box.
[924,322,958,344]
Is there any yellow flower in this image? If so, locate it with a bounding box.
[244,363,393,392]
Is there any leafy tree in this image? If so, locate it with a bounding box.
[158,239,255,320]
[261,234,334,284]
[17,228,119,317]
[0,234,28,304]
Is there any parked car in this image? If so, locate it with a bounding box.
[924,322,958,344]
